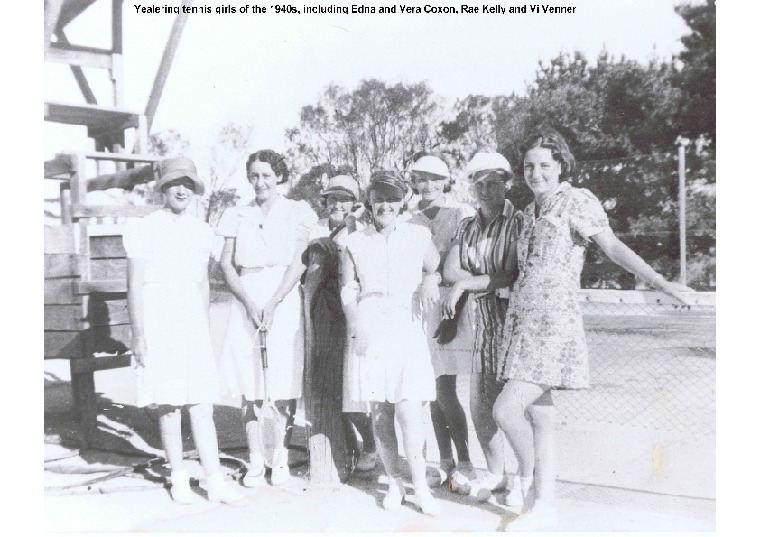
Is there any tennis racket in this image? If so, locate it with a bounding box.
[256,327,283,469]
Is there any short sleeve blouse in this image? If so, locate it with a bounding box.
[407,197,476,259]
[454,199,522,276]
[122,210,214,283]
[344,221,434,298]
[216,197,318,268]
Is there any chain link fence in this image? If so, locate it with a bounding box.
[553,292,715,436]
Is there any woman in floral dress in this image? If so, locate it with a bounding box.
[493,129,692,527]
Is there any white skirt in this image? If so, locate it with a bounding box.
[345,294,436,404]
[138,281,220,407]
[218,267,305,401]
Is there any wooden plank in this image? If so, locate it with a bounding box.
[145,2,193,129]
[45,0,65,49]
[44,278,82,305]
[44,225,77,254]
[79,280,127,294]
[45,330,83,358]
[45,324,132,359]
[46,42,113,70]
[91,323,132,354]
[55,30,98,105]
[87,223,126,237]
[44,254,80,278]
[86,163,155,192]
[45,305,86,330]
[56,0,98,30]
[72,205,159,219]
[79,151,160,163]
[70,353,131,375]
[45,154,74,178]
[90,236,126,258]
[44,102,141,140]
[86,298,129,326]
[90,258,127,281]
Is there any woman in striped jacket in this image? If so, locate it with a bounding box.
[441,152,527,506]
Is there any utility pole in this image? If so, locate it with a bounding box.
[677,136,690,285]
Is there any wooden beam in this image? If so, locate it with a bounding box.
[77,151,160,163]
[46,42,113,70]
[45,0,65,50]
[45,154,74,178]
[112,0,124,54]
[71,204,159,219]
[144,1,193,129]
[45,254,80,278]
[45,102,141,139]
[78,280,128,294]
[56,0,98,30]
[54,30,98,105]
[44,225,78,254]
[44,278,82,305]
[86,163,156,192]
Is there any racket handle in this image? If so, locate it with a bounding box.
[260,329,268,369]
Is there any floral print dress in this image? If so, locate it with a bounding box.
[498,182,611,389]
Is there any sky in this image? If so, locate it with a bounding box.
[44,0,690,192]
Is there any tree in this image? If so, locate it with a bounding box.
[674,0,716,142]
[147,129,190,157]
[287,79,444,187]
[205,122,252,225]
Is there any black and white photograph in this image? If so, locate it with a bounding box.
[39,0,722,533]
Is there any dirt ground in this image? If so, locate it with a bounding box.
[44,302,716,533]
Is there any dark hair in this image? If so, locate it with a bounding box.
[520,128,576,178]
[246,149,289,184]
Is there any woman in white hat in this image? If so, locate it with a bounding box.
[124,157,245,505]
[406,155,478,491]
[492,130,691,528]
[341,171,442,516]
[304,174,378,472]
[441,152,523,504]
[216,150,318,488]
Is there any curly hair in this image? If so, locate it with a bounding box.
[520,128,576,178]
[246,149,289,184]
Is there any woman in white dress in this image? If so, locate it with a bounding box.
[341,171,442,516]
[217,150,318,488]
[406,155,477,491]
[125,157,245,505]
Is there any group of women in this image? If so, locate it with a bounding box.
[125,130,691,525]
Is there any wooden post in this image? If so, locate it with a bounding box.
[44,0,64,50]
[302,245,350,487]
[144,1,193,130]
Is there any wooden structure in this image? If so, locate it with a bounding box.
[44,1,190,447]
[302,240,351,486]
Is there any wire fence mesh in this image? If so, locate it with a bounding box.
[553,292,715,436]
